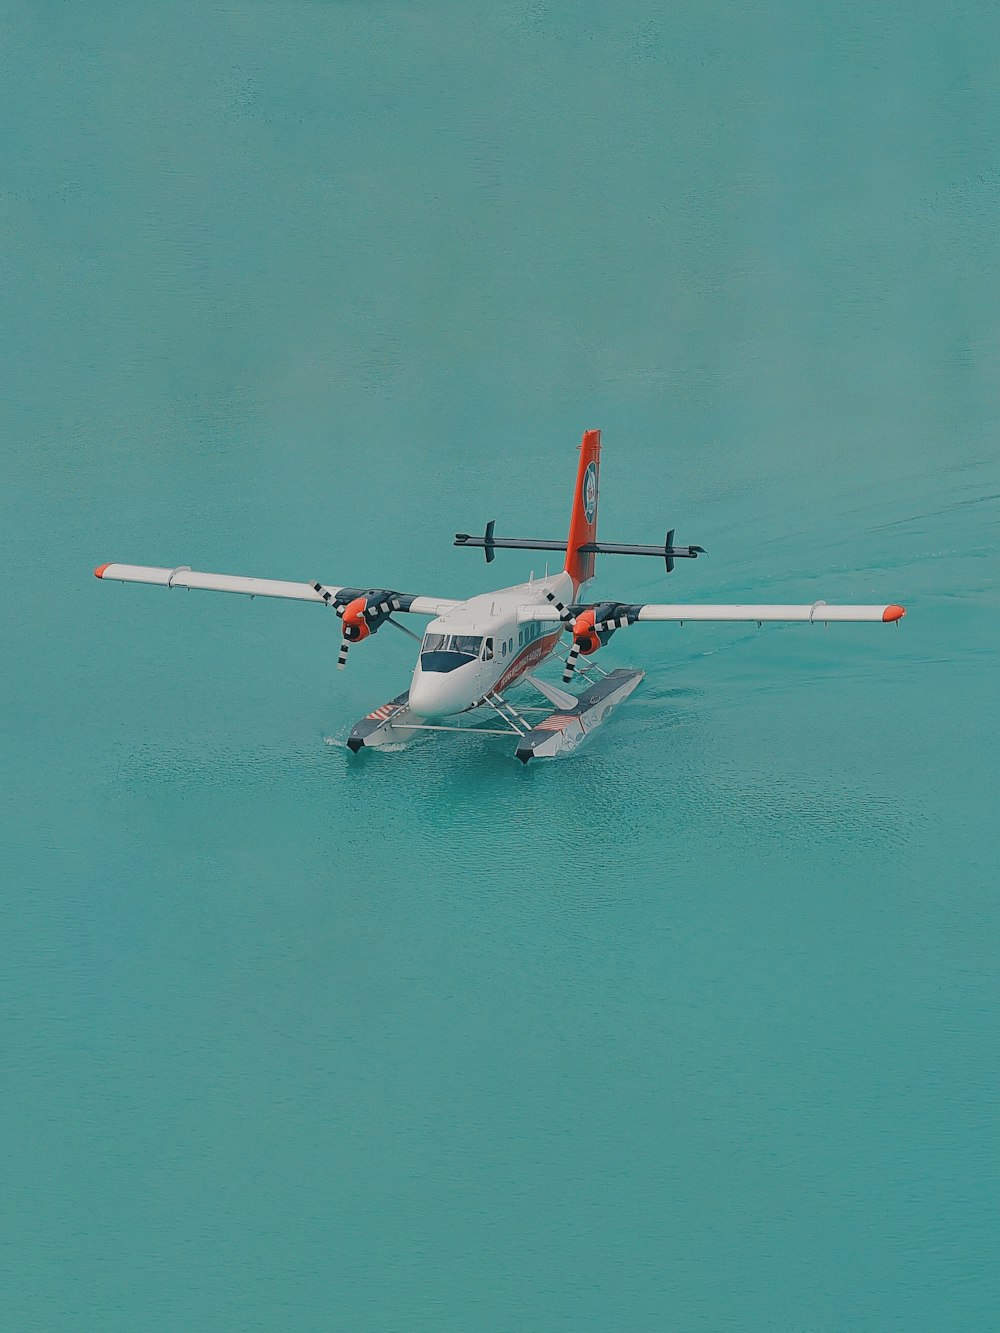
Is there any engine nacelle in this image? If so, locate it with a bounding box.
[339,589,404,641]
[323,587,405,671]
[570,609,602,656]
[571,602,633,655]
[341,596,372,642]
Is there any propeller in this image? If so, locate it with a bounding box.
[544,589,593,683]
[562,603,637,683]
[337,596,370,669]
[312,584,402,671]
[563,610,598,683]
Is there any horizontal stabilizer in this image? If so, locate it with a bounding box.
[455,527,703,570]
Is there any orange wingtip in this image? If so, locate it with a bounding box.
[94,563,111,578]
[882,604,906,622]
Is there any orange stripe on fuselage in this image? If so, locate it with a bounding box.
[492,631,561,695]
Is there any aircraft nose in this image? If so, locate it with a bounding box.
[408,679,442,718]
[409,675,467,719]
[409,664,476,719]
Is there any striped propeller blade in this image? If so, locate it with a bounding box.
[312,581,347,619]
[544,590,574,624]
[337,639,350,670]
[562,640,582,684]
[313,581,336,609]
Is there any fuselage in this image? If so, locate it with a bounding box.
[407,570,578,718]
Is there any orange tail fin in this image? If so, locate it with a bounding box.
[565,429,601,589]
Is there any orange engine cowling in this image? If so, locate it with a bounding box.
[330,587,405,671]
[571,609,601,655]
[341,596,372,642]
[563,602,634,684]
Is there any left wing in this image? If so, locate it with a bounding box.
[519,600,906,625]
[94,563,458,617]
[521,596,906,683]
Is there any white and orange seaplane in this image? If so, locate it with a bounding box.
[95,430,906,761]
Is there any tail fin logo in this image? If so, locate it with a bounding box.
[583,462,598,523]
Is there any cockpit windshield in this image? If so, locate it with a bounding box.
[420,633,485,674]
[422,634,483,657]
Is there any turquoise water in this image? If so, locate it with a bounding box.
[3,3,998,1328]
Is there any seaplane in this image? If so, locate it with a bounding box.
[94,430,906,762]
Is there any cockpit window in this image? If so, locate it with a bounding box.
[420,633,484,674]
[422,634,483,656]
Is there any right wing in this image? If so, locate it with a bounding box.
[94,563,458,617]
